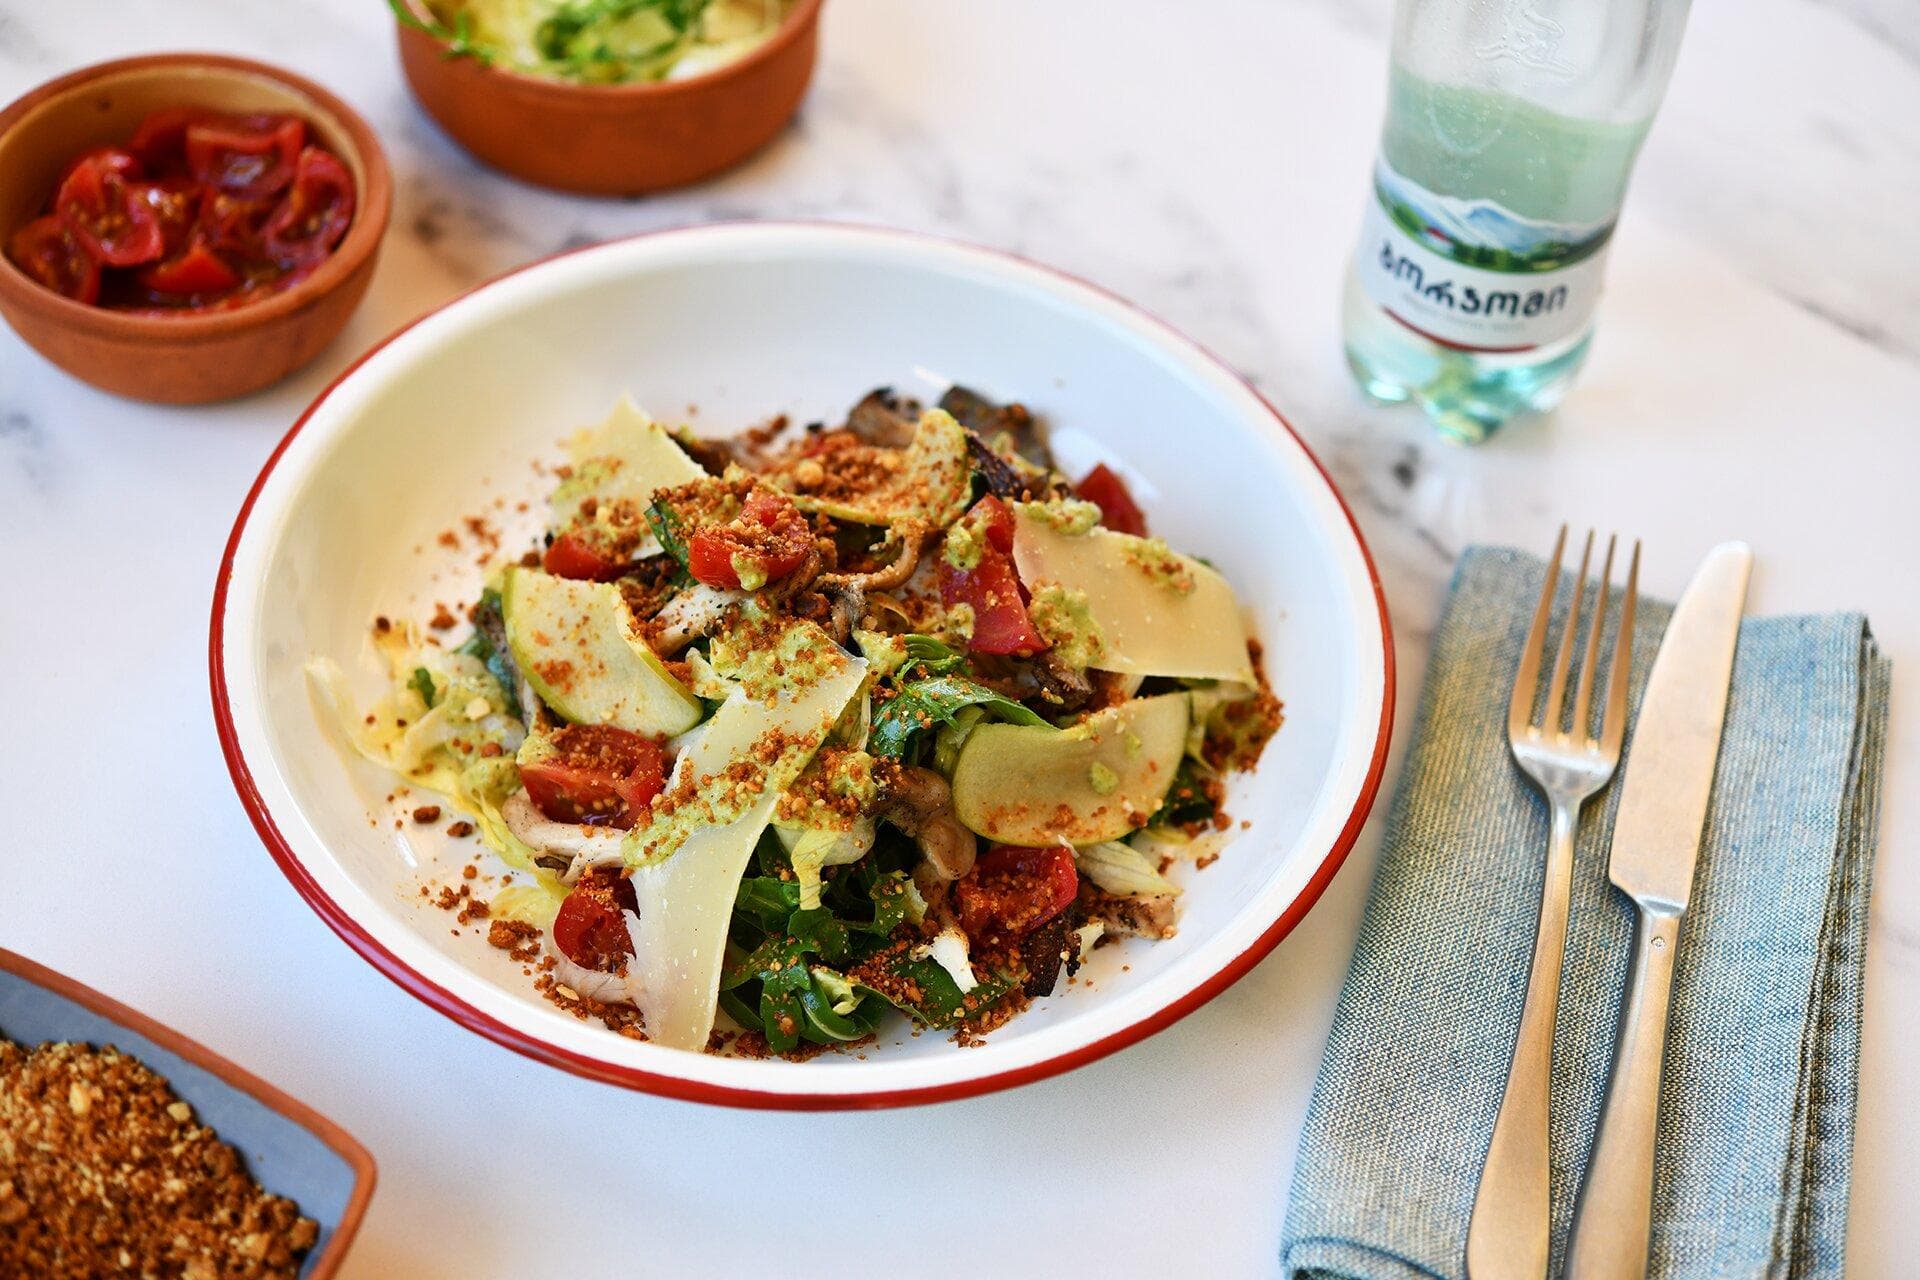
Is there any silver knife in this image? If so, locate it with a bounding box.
[1565,541,1752,1280]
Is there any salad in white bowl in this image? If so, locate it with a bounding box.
[313,384,1280,1058]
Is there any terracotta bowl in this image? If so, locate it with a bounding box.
[0,948,375,1277]
[0,54,392,405]
[394,0,823,195]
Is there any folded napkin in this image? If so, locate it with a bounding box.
[1281,547,1890,1280]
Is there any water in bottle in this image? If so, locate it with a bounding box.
[1344,1,1692,442]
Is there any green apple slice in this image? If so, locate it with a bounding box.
[950,692,1190,846]
[501,567,702,735]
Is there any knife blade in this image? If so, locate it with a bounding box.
[1565,540,1752,1280]
[1604,541,1753,909]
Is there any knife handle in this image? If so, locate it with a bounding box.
[1566,906,1682,1280]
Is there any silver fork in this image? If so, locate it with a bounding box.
[1466,527,1640,1280]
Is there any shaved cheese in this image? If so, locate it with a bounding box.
[1010,507,1255,683]
[621,624,868,1051]
[552,396,706,557]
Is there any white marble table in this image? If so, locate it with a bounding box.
[2,2,1914,1275]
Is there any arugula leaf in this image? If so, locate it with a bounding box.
[644,497,696,589]
[453,589,522,720]
[408,667,438,709]
[732,876,800,934]
[387,0,494,65]
[859,957,1017,1031]
[868,671,1047,760]
[1158,759,1217,827]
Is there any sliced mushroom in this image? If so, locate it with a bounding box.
[844,386,920,448]
[1079,885,1178,940]
[501,791,626,880]
[880,766,977,881]
[649,583,746,654]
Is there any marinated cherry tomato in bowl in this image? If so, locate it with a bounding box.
[4,104,357,316]
[7,216,100,304]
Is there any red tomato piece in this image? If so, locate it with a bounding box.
[938,496,1047,656]
[134,178,202,258]
[954,844,1079,945]
[519,724,668,829]
[543,530,627,581]
[54,157,164,267]
[196,187,274,261]
[185,114,305,198]
[6,215,100,304]
[128,107,208,171]
[137,241,240,296]
[58,146,143,186]
[261,147,354,268]
[551,869,639,971]
[1074,463,1147,537]
[685,489,814,591]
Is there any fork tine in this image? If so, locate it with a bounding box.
[1542,529,1594,736]
[1509,524,1568,738]
[1572,534,1617,744]
[1598,539,1641,757]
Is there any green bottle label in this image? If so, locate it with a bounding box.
[1356,159,1613,352]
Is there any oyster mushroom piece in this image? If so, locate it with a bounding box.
[881,765,977,881]
[649,583,747,653]
[844,387,920,448]
[501,791,627,880]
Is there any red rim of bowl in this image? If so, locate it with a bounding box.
[208,220,1396,1111]
[0,51,392,337]
[0,947,376,1277]
[392,0,824,98]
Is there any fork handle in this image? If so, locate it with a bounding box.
[1466,797,1579,1280]
[1565,906,1682,1280]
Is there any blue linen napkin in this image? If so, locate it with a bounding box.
[1281,547,1890,1280]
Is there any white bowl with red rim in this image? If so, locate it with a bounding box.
[211,222,1393,1109]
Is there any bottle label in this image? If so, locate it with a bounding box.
[1354,159,1614,352]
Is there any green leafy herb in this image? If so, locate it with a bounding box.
[644,498,696,589]
[387,0,494,64]
[453,589,522,720]
[869,671,1046,760]
[1158,759,1216,827]
[859,957,1017,1031]
[408,667,439,709]
[722,856,922,1050]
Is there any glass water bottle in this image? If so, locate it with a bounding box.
[1343,0,1693,442]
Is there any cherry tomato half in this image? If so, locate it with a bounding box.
[520,724,668,830]
[128,107,207,172]
[686,489,814,591]
[938,496,1048,656]
[955,844,1079,946]
[543,530,627,581]
[185,114,305,199]
[262,147,354,268]
[551,869,639,971]
[1074,463,1147,537]
[196,187,274,261]
[6,215,100,304]
[54,157,164,267]
[58,146,143,187]
[137,240,240,297]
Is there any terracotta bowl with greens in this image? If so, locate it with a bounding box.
[392,0,823,195]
